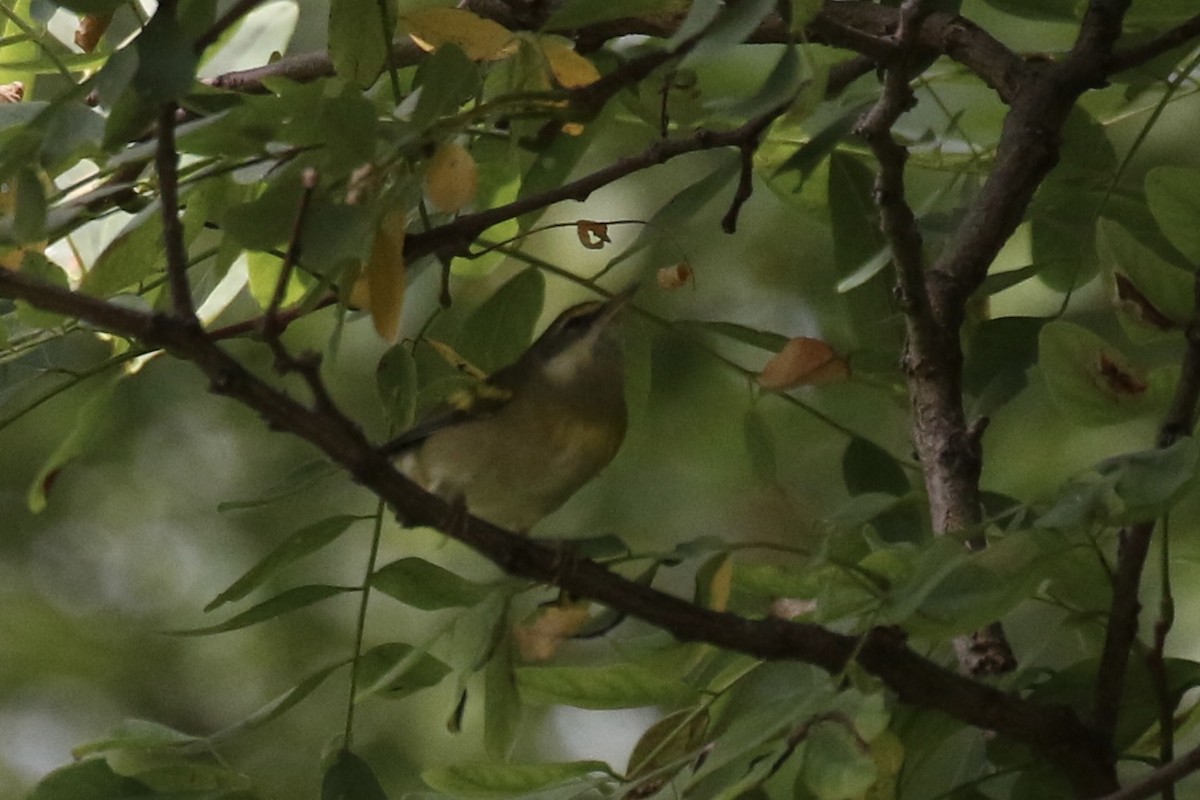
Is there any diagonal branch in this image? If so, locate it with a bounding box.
[1107,13,1200,74]
[0,263,1120,799]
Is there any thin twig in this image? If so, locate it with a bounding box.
[406,104,801,262]
[194,0,265,53]
[1106,13,1200,74]
[1097,741,1200,800]
[1147,515,1177,800]
[263,169,319,331]
[154,102,198,324]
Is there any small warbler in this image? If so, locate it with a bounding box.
[385,285,635,532]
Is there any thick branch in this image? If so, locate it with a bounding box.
[855,0,1014,677]
[0,264,1116,797]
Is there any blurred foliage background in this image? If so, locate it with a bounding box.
[4,0,1200,798]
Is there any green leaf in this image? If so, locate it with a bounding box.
[79,204,165,298]
[607,153,740,269]
[516,115,600,228]
[843,437,909,497]
[1097,218,1194,333]
[28,372,123,513]
[206,660,347,745]
[377,344,419,428]
[842,438,922,543]
[1038,320,1161,426]
[322,750,388,800]
[516,662,700,709]
[744,409,777,483]
[422,760,612,797]
[134,5,200,104]
[545,0,674,30]
[15,250,70,328]
[221,170,305,252]
[627,707,710,779]
[715,44,803,120]
[484,633,520,760]
[12,167,45,243]
[205,515,364,611]
[1144,165,1200,264]
[217,458,340,511]
[1037,439,1200,528]
[771,102,870,190]
[355,642,452,700]
[457,268,545,373]
[683,0,775,63]
[329,0,387,89]
[72,719,199,758]
[800,722,877,800]
[371,557,492,609]
[29,758,149,800]
[170,584,355,636]
[411,44,480,131]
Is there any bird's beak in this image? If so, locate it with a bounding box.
[597,283,638,326]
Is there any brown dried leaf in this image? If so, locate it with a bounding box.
[757,337,850,391]
[513,601,592,662]
[404,8,518,61]
[424,142,478,214]
[74,13,113,52]
[1097,353,1147,396]
[656,262,693,290]
[1115,273,1176,331]
[576,220,611,250]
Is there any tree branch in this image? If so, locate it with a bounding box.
[1094,263,1200,740]
[1106,13,1200,75]
[404,107,792,262]
[154,103,197,324]
[0,263,1117,797]
[1098,740,1200,800]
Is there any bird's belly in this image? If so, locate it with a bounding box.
[400,413,621,531]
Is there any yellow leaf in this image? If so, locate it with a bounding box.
[403,8,517,62]
[539,39,600,88]
[424,142,478,214]
[357,211,408,342]
[514,601,592,662]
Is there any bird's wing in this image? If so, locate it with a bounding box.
[379,367,520,454]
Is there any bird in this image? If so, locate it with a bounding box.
[383,285,635,532]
